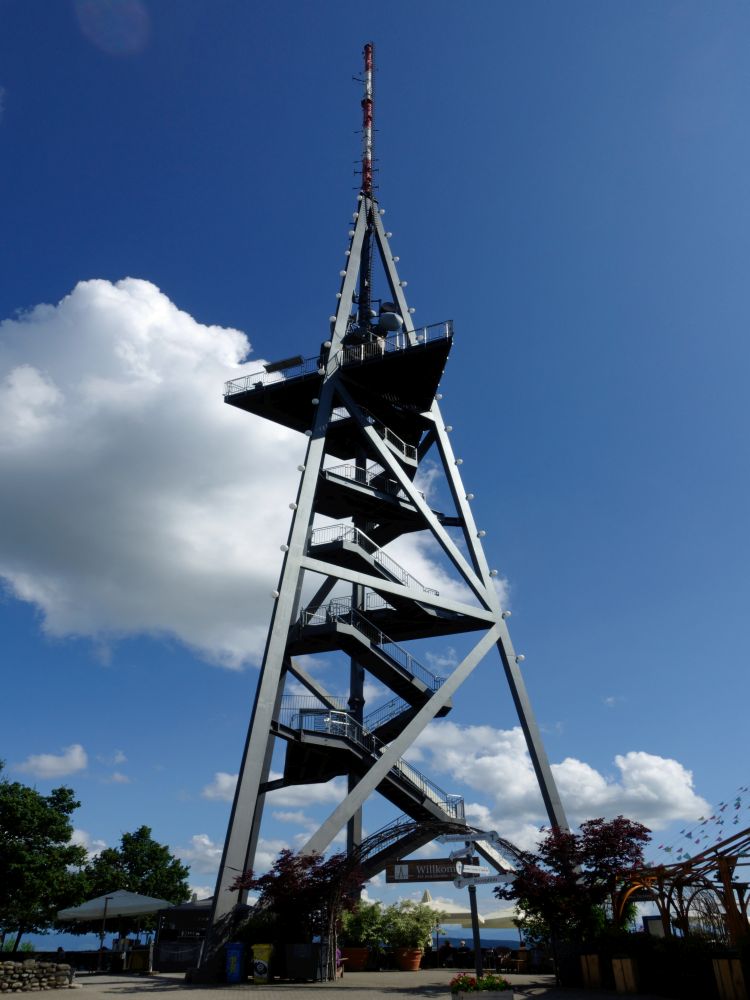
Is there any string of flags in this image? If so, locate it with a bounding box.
[653,786,750,863]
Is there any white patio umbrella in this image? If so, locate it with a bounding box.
[58,890,174,972]
[57,889,172,921]
[478,906,522,929]
[420,889,485,926]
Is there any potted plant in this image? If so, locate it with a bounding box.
[449,972,515,998]
[381,900,442,971]
[339,900,383,972]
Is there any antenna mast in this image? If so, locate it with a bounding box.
[358,42,375,331]
[361,42,374,196]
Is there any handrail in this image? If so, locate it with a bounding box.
[328,408,417,462]
[224,355,323,396]
[334,321,453,370]
[277,695,347,730]
[290,706,464,820]
[323,462,424,503]
[309,524,438,596]
[296,600,445,690]
[223,320,453,398]
[363,695,411,732]
[280,693,413,741]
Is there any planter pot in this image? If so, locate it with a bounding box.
[394,947,423,971]
[612,956,638,994]
[340,946,369,972]
[581,953,602,989]
[713,957,746,1000]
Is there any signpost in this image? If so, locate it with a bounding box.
[387,831,519,980]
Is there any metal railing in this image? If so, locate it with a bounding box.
[309,524,438,596]
[283,703,463,820]
[323,462,403,499]
[327,407,417,462]
[224,356,323,397]
[278,695,347,730]
[335,321,453,370]
[295,600,445,690]
[223,320,453,398]
[363,695,411,732]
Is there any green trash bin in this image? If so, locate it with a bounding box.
[251,943,273,983]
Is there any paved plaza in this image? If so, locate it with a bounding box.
[69,970,665,1000]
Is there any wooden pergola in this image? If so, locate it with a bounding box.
[615,826,750,946]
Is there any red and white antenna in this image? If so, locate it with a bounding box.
[361,42,374,195]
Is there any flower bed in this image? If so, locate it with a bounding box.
[449,971,514,995]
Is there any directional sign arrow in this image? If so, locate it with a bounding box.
[454,873,516,889]
[455,862,489,875]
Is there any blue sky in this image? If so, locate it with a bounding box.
[2,0,749,937]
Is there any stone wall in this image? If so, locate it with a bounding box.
[0,961,73,992]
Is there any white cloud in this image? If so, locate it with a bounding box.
[103,771,131,784]
[201,769,345,809]
[178,833,223,873]
[266,774,346,808]
[202,772,237,801]
[414,721,709,837]
[271,809,315,828]
[96,750,128,766]
[16,743,88,779]
[0,279,303,668]
[71,827,107,859]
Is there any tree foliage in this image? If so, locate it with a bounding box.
[83,825,191,904]
[60,825,191,936]
[0,762,88,948]
[231,849,363,944]
[494,815,650,946]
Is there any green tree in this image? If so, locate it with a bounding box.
[84,825,191,904]
[494,815,650,948]
[0,762,88,950]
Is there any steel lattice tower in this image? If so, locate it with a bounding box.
[206,44,567,933]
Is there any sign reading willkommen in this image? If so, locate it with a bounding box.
[385,858,477,883]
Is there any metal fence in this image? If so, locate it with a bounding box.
[309,524,438,596]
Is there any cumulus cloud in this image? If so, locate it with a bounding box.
[271,809,315,828]
[15,743,88,779]
[178,832,290,878]
[71,827,107,859]
[0,279,303,668]
[201,772,238,801]
[178,833,224,873]
[414,721,709,839]
[201,769,345,808]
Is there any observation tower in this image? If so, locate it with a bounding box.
[206,44,568,933]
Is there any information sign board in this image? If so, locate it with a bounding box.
[385,858,478,883]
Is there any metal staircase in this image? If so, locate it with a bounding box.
[275,697,464,823]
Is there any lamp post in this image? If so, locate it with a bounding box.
[97,896,113,972]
